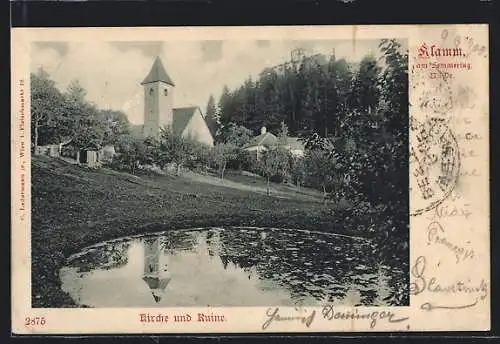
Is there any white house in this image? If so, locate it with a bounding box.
[243,126,305,159]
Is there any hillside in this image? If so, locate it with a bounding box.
[31,156,369,307]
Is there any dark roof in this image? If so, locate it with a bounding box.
[142,276,171,303]
[141,56,175,86]
[244,132,278,149]
[172,106,200,135]
[142,276,171,290]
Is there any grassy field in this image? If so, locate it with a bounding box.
[31,156,373,307]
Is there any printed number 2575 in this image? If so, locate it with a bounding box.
[25,317,46,326]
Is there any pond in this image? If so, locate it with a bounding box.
[59,227,405,307]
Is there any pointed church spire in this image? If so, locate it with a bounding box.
[141,56,175,86]
[142,276,172,303]
[152,294,162,303]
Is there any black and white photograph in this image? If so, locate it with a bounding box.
[29,38,410,308]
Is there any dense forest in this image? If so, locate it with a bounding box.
[204,39,408,208]
[206,39,406,141]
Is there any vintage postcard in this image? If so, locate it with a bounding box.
[11,25,489,334]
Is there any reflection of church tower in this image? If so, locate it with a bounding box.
[141,56,176,138]
[142,237,171,303]
[206,230,223,258]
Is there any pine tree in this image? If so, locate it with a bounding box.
[218,85,232,125]
[349,55,381,114]
[205,94,218,137]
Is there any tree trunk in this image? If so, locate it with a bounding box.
[221,163,226,180]
[322,184,327,205]
[267,177,270,196]
[324,91,328,137]
[176,164,181,176]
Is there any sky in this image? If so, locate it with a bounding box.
[30,39,405,125]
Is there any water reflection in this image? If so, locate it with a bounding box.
[59,228,406,307]
[142,237,171,303]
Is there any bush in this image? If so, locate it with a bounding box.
[186,142,211,170]
[227,148,252,171]
[256,147,292,194]
[242,152,259,174]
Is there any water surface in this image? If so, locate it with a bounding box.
[59,227,403,307]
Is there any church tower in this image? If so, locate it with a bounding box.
[141,56,175,138]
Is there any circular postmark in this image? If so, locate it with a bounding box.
[419,78,454,116]
[410,117,461,216]
[412,71,454,122]
[410,51,455,123]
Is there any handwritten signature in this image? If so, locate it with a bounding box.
[410,256,488,302]
[426,221,475,263]
[321,304,409,329]
[261,307,316,330]
[427,203,473,220]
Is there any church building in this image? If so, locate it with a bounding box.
[137,56,214,147]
